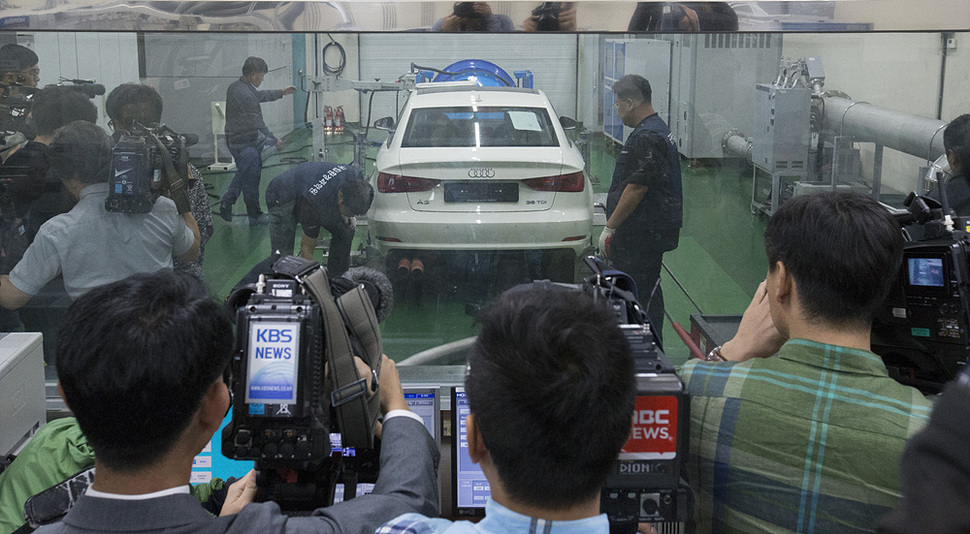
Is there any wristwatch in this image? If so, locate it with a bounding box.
[705,345,727,362]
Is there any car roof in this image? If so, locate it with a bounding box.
[409,84,548,108]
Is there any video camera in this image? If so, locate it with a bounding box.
[453,2,479,18]
[577,258,691,533]
[222,255,390,510]
[106,122,197,213]
[872,175,970,393]
[0,79,105,146]
[531,2,563,31]
[510,258,691,533]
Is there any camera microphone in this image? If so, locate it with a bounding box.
[63,83,105,98]
[342,266,394,322]
[182,133,199,147]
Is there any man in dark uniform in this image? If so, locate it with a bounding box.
[599,74,683,344]
[265,161,373,277]
[219,56,296,226]
[936,113,970,214]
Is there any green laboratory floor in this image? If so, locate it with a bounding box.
[199,128,767,366]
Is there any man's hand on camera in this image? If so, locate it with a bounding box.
[153,134,192,214]
[439,13,462,31]
[719,280,785,362]
[343,215,357,231]
[220,470,257,517]
[472,2,491,16]
[378,354,408,413]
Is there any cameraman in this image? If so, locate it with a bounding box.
[34,270,439,534]
[677,191,933,532]
[0,44,40,90]
[432,2,514,32]
[0,86,97,248]
[265,161,372,277]
[105,82,214,278]
[379,288,637,534]
[522,2,577,31]
[930,113,970,215]
[0,121,200,310]
[0,43,41,158]
[1,86,98,241]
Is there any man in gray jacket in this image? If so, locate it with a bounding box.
[37,269,439,533]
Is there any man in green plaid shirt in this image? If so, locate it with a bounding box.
[678,191,933,533]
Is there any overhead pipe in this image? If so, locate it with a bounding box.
[821,96,948,161]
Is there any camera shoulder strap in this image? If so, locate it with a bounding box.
[335,285,383,378]
[303,266,378,449]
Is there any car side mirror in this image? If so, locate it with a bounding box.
[559,116,578,130]
[374,116,396,133]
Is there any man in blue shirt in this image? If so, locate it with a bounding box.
[377,287,638,534]
[265,161,372,277]
[220,56,296,226]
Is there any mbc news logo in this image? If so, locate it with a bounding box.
[632,409,671,440]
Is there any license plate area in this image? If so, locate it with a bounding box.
[444,182,519,203]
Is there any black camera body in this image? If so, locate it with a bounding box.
[872,188,970,392]
[0,91,33,138]
[222,276,330,468]
[222,255,388,510]
[551,258,692,531]
[531,2,562,31]
[874,232,970,392]
[106,124,186,213]
[453,2,479,18]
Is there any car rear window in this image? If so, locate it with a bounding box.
[401,106,559,148]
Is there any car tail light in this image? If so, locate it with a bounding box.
[522,172,585,192]
[377,172,438,193]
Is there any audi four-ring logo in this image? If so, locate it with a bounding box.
[467,168,496,178]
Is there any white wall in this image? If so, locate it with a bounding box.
[32,32,139,130]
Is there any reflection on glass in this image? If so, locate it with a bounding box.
[0,28,960,370]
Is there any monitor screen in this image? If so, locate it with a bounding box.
[404,386,440,444]
[452,387,490,516]
[328,386,440,457]
[908,256,945,288]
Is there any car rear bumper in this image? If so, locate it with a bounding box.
[369,208,593,255]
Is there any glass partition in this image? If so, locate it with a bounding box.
[0,3,965,374]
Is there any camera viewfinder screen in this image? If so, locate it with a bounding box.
[245,321,301,405]
[908,257,945,288]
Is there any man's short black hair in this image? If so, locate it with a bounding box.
[0,43,38,74]
[55,270,233,471]
[613,74,652,105]
[466,288,636,509]
[31,85,98,136]
[764,191,903,328]
[105,82,164,127]
[943,114,970,167]
[49,121,112,184]
[242,56,269,77]
[339,175,374,216]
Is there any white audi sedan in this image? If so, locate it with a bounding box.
[367,82,593,281]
